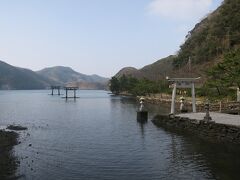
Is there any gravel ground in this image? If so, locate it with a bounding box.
[177,112,240,126]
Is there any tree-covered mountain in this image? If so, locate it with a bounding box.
[37,66,109,89]
[115,0,240,81]
[0,60,55,90]
[115,67,144,79]
[115,56,175,80]
[0,61,109,90]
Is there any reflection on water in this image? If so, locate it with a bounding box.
[0,90,239,180]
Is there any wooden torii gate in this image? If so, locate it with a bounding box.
[166,77,201,115]
[63,86,79,99]
[50,86,61,95]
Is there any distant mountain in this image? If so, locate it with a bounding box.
[115,67,144,79]
[0,60,55,90]
[37,66,109,89]
[115,56,174,80]
[0,61,109,90]
[115,0,240,82]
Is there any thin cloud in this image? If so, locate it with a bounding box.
[147,0,213,21]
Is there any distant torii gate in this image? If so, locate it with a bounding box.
[50,86,61,95]
[63,86,79,99]
[166,77,201,115]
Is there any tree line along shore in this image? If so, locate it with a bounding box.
[109,49,240,109]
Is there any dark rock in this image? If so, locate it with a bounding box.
[7,125,28,131]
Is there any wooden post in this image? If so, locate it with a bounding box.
[74,89,76,98]
[65,89,68,98]
[51,88,54,95]
[58,88,60,96]
[170,83,177,114]
[192,82,196,113]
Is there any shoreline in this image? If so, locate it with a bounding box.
[138,94,240,114]
[152,114,240,145]
[0,130,19,179]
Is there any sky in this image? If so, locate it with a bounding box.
[0,0,223,77]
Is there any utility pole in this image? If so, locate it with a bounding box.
[226,27,230,50]
[188,56,192,77]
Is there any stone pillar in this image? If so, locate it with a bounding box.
[219,101,222,113]
[204,100,212,121]
[170,83,177,114]
[237,88,240,102]
[192,82,196,113]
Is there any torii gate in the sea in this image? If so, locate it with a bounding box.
[166,77,201,115]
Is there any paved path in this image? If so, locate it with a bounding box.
[177,112,240,126]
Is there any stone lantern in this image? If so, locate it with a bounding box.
[180,96,187,113]
[137,97,148,122]
[204,99,212,122]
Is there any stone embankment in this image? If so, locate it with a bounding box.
[152,114,240,144]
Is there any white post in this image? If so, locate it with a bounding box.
[170,83,177,114]
[237,88,240,102]
[192,82,196,113]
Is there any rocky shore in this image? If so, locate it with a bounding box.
[0,125,27,179]
[0,130,18,179]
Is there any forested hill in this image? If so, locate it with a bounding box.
[0,60,54,90]
[115,0,240,80]
[0,61,109,90]
[37,66,109,89]
[172,0,240,71]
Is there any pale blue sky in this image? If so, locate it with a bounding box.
[0,0,223,77]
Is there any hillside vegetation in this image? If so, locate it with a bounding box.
[115,0,240,81]
[173,0,240,69]
[111,0,240,98]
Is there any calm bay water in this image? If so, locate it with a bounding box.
[0,90,240,180]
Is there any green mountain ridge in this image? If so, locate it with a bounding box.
[0,60,55,90]
[0,61,108,90]
[115,0,240,82]
[37,66,109,89]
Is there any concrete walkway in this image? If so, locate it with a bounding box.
[177,112,240,126]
